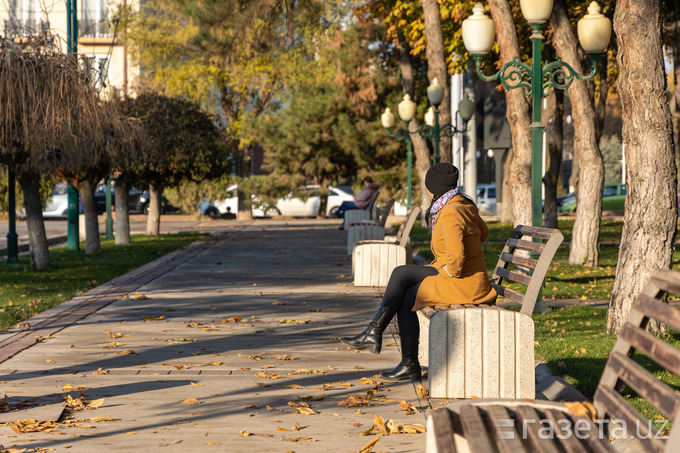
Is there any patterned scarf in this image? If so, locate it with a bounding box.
[430,188,459,229]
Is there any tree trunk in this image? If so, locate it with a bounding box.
[421,0,453,163]
[80,179,100,255]
[543,89,564,229]
[396,31,432,222]
[488,0,532,226]
[16,173,50,270]
[606,0,678,334]
[114,179,131,245]
[145,184,162,236]
[550,0,604,267]
[237,189,253,221]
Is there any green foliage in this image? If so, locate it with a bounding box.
[164,176,233,216]
[116,93,229,190]
[246,23,405,197]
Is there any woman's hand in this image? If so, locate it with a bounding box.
[441,264,455,278]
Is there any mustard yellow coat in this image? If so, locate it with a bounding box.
[413,194,497,311]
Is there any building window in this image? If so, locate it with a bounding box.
[81,0,111,37]
[6,0,43,36]
[86,56,109,89]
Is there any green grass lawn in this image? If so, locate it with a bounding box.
[411,219,679,428]
[0,233,201,331]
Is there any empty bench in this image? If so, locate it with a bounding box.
[426,268,680,453]
[417,225,564,399]
[346,198,395,255]
[352,206,420,287]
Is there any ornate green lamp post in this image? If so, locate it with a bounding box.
[381,82,474,208]
[105,175,114,240]
[66,0,80,250]
[462,0,612,228]
[5,170,21,264]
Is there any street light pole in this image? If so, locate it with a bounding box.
[381,83,474,208]
[66,0,80,251]
[5,170,21,265]
[462,1,611,313]
[105,175,114,240]
[463,1,611,228]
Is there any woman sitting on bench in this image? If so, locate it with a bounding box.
[341,163,496,381]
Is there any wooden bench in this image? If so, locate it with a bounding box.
[352,206,420,287]
[426,268,680,453]
[417,225,564,399]
[346,198,395,255]
[343,189,379,230]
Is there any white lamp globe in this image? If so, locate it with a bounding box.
[462,3,496,54]
[577,2,611,53]
[424,107,435,127]
[519,0,554,22]
[381,107,395,129]
[427,78,445,106]
[398,94,417,122]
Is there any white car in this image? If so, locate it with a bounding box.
[476,184,496,215]
[17,184,69,219]
[202,184,354,218]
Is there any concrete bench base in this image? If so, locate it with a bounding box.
[417,305,535,399]
[352,241,408,287]
[344,210,371,230]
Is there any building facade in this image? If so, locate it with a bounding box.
[1,0,136,96]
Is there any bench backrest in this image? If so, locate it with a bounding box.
[377,198,395,228]
[490,225,564,315]
[593,269,680,453]
[396,206,421,247]
[365,190,379,216]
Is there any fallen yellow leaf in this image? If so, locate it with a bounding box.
[180,398,200,405]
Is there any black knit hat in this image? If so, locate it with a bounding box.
[425,163,459,200]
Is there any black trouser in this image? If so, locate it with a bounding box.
[381,265,438,335]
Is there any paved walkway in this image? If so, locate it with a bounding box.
[0,220,433,452]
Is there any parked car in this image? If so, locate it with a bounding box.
[476,184,496,215]
[201,184,353,218]
[93,183,177,214]
[42,184,70,219]
[16,184,70,219]
[559,183,626,213]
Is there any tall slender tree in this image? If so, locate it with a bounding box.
[550,0,605,267]
[606,0,678,334]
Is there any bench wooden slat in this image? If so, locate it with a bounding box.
[500,252,538,270]
[495,267,532,286]
[513,406,562,453]
[650,269,680,296]
[431,409,458,453]
[608,350,680,420]
[485,405,528,453]
[619,323,680,378]
[459,405,497,453]
[490,284,525,304]
[633,294,680,333]
[513,225,560,240]
[594,385,666,453]
[506,238,545,253]
[542,409,594,453]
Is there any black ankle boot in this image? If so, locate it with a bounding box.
[340,306,394,354]
[382,334,421,381]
